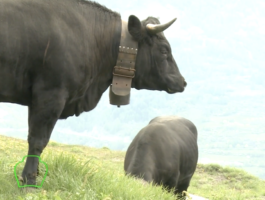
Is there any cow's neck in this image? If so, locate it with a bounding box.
[109,20,138,107]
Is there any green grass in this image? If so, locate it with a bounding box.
[0,135,264,200]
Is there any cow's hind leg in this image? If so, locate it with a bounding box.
[175,178,191,198]
[143,171,153,183]
[22,89,66,186]
[163,174,179,196]
[164,172,189,198]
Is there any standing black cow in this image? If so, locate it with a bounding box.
[0,0,186,186]
[124,116,198,196]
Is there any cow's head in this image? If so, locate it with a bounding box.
[129,15,186,93]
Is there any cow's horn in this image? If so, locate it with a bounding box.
[146,18,177,35]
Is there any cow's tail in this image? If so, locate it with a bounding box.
[126,142,154,182]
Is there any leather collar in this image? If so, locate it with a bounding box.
[111,20,138,96]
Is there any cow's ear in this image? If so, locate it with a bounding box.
[128,15,144,41]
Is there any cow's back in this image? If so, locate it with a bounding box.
[124,116,198,189]
[149,116,198,184]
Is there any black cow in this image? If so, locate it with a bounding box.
[124,116,198,196]
[0,0,186,186]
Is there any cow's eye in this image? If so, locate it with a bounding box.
[161,49,168,55]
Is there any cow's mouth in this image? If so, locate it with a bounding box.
[167,88,175,94]
[166,77,187,93]
[167,87,185,93]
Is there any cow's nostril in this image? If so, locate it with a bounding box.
[183,78,187,87]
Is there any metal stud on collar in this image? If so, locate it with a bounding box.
[119,46,138,54]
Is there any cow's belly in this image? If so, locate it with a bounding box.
[0,90,31,106]
[0,67,31,105]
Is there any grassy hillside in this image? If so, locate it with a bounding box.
[0,135,264,200]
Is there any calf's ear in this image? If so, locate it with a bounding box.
[128,15,144,41]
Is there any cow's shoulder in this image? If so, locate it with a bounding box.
[149,115,197,138]
[178,118,198,138]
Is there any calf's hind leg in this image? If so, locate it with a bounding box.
[22,89,66,186]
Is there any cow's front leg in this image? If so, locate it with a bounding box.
[22,90,66,186]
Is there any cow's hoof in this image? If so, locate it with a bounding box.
[19,176,37,189]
